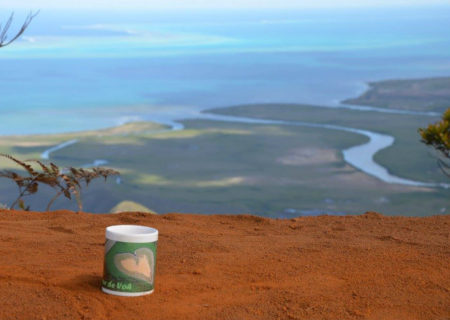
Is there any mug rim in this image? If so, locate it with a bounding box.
[106,225,158,243]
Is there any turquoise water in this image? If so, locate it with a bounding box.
[1,7,450,135]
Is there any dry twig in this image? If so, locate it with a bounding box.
[0,11,39,48]
[0,154,119,211]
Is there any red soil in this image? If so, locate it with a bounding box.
[0,210,449,320]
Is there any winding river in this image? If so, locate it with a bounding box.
[40,103,449,189]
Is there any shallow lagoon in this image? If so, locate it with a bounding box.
[1,6,450,135]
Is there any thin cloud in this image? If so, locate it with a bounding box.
[1,0,449,10]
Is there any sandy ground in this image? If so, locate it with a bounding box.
[0,210,449,320]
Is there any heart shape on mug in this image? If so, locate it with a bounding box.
[114,248,154,283]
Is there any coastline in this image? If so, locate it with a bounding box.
[34,108,439,188]
[342,77,450,113]
[1,77,448,215]
[31,75,447,189]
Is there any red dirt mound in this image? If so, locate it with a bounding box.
[0,210,449,320]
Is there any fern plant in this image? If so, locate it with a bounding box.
[0,154,119,211]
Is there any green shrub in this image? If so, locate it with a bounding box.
[419,108,450,176]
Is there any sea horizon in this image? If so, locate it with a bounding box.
[1,6,450,135]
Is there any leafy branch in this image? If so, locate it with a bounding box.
[419,108,450,177]
[0,154,119,211]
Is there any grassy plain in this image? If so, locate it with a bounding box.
[0,116,447,217]
[0,78,448,216]
[209,103,443,182]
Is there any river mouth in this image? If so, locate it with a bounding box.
[40,102,449,190]
[198,109,449,189]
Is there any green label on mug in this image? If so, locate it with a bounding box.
[102,240,157,293]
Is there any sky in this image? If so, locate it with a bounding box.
[1,0,450,10]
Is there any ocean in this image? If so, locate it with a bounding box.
[1,6,450,135]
